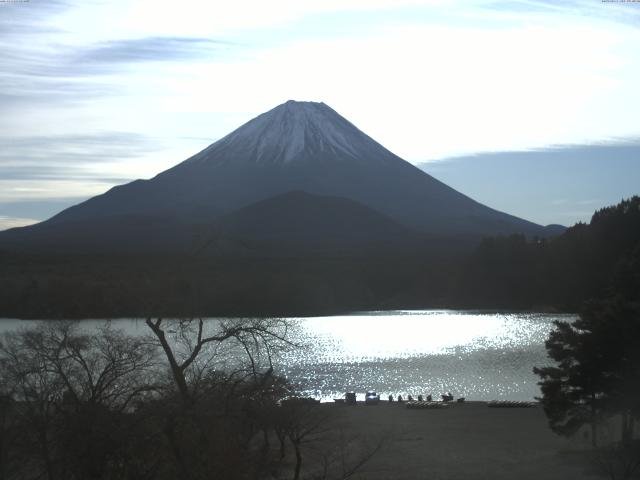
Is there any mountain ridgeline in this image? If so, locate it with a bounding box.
[0,100,589,318]
[0,100,556,255]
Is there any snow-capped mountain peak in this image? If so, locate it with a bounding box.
[16,100,548,243]
[188,100,397,165]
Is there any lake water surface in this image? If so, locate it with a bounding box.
[0,310,575,401]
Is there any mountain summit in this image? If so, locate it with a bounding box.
[186,100,391,166]
[0,100,555,253]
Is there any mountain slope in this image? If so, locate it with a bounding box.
[201,190,425,257]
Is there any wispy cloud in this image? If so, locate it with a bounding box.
[482,0,640,26]
[0,132,160,180]
[0,197,89,226]
[0,37,227,107]
[0,0,70,31]
[0,215,40,231]
[0,131,159,161]
[0,1,230,111]
[0,165,134,182]
[77,37,227,66]
[420,140,640,226]
[6,37,227,77]
[0,179,122,202]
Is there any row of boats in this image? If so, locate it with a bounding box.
[334,393,538,408]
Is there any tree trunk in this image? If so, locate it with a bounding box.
[40,429,55,480]
[292,441,302,480]
[277,431,286,460]
[164,416,192,480]
[145,319,191,404]
[0,426,5,480]
[621,410,632,444]
[262,428,270,452]
[591,394,598,447]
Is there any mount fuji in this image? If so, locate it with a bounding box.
[0,100,557,254]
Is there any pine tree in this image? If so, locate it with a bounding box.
[534,299,640,446]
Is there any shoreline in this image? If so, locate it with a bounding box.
[294,400,599,480]
[0,307,579,321]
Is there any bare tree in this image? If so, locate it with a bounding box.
[271,400,388,480]
[1,325,69,480]
[0,321,158,480]
[313,428,387,480]
[144,317,293,405]
[278,399,335,480]
[143,317,296,480]
[35,321,158,410]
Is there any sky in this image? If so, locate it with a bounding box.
[1,0,639,230]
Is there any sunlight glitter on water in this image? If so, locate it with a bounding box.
[277,311,575,401]
[285,311,559,361]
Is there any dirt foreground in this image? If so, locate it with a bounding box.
[301,401,602,480]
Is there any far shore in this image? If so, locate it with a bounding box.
[0,307,578,321]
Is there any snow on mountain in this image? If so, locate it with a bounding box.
[185,100,396,166]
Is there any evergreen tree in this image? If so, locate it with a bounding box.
[534,299,640,446]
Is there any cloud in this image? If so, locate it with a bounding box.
[0,2,230,110]
[481,0,640,27]
[0,179,121,202]
[116,0,457,37]
[0,130,208,211]
[0,215,39,231]
[0,165,133,182]
[0,131,159,161]
[419,140,640,225]
[0,22,61,36]
[76,37,227,66]
[0,0,70,29]
[0,76,118,109]
[0,35,228,125]
[0,132,161,180]
[0,198,89,224]
[2,37,227,80]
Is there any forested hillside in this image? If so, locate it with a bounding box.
[0,197,637,318]
[458,196,640,310]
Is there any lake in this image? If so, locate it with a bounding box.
[0,310,574,402]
